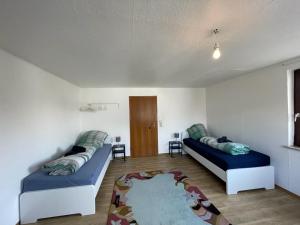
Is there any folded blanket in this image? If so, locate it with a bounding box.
[42,156,84,175]
[42,145,97,175]
[200,137,250,155]
[221,143,250,155]
[42,130,108,175]
[200,136,218,147]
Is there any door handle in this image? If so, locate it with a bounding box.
[148,121,157,129]
[295,113,300,122]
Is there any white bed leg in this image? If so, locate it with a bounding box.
[265,183,275,190]
[226,166,275,195]
[80,205,95,216]
[226,184,238,195]
[20,206,95,224]
[20,216,38,225]
[20,185,96,224]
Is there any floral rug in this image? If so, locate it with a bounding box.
[107,170,231,225]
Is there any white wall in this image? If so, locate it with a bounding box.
[206,60,300,195]
[80,88,206,156]
[0,49,80,225]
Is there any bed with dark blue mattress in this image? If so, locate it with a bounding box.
[182,137,274,195]
[183,138,270,170]
[20,144,112,224]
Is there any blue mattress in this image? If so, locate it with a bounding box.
[183,138,270,171]
[22,144,112,193]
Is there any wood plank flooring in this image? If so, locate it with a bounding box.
[31,154,300,225]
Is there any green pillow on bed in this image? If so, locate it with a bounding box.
[187,123,208,140]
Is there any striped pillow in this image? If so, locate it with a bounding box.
[76,130,108,149]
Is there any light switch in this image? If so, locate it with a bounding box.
[159,120,163,127]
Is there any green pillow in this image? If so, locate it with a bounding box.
[194,123,208,136]
[187,124,208,140]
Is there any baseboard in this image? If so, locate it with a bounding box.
[275,185,300,198]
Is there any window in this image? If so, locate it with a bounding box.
[294,69,300,146]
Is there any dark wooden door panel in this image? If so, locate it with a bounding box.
[129,96,158,157]
[294,69,300,146]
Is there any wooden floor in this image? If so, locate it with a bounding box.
[32,154,300,225]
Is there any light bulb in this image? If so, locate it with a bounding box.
[213,45,221,59]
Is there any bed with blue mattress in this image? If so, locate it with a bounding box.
[182,136,274,195]
[20,144,112,224]
[183,138,270,170]
[22,144,112,193]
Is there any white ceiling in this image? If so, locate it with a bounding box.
[0,0,300,87]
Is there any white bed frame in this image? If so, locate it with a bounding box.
[183,145,275,195]
[20,152,112,224]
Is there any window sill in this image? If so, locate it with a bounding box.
[284,145,300,152]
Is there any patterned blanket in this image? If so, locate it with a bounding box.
[42,146,96,175]
[42,130,108,175]
[200,137,250,155]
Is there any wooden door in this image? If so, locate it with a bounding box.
[294,69,300,146]
[129,96,158,157]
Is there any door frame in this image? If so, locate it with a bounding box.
[129,96,158,157]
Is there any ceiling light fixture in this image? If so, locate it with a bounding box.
[212,29,221,60]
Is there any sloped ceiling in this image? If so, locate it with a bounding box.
[0,0,300,87]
